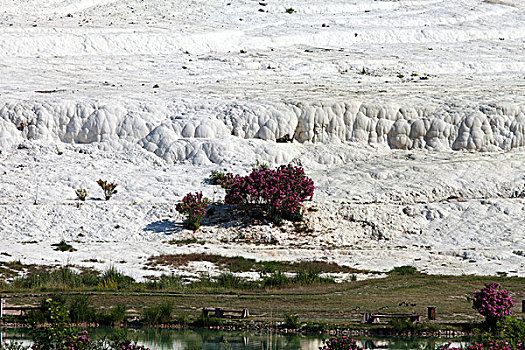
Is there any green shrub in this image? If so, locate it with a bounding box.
[283,314,300,329]
[96,304,127,326]
[501,316,525,348]
[294,265,334,285]
[191,314,223,327]
[215,273,245,289]
[12,267,84,290]
[209,170,227,185]
[144,274,182,290]
[98,266,134,290]
[391,317,419,333]
[304,321,327,333]
[141,300,173,325]
[29,299,90,350]
[176,313,190,326]
[176,192,210,231]
[388,266,419,276]
[52,240,76,252]
[69,295,95,323]
[262,271,291,288]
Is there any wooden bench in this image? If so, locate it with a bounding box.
[361,312,422,324]
[202,307,249,319]
[2,305,40,316]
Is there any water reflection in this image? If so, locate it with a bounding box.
[1,328,470,350]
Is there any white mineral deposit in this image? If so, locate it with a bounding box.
[0,0,524,280]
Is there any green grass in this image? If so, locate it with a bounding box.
[3,273,524,329]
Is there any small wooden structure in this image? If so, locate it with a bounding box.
[361,312,422,324]
[427,306,437,320]
[0,298,39,317]
[2,305,40,316]
[202,307,249,319]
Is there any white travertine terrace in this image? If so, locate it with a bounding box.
[0,0,524,280]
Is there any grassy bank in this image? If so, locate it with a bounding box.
[1,261,524,331]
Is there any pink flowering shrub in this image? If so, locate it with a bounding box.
[473,283,514,326]
[176,192,210,230]
[224,164,315,221]
[53,330,91,350]
[320,336,363,350]
[116,342,151,350]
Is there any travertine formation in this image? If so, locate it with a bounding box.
[0,0,524,279]
[2,101,525,164]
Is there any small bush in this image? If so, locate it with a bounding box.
[176,313,190,326]
[262,271,291,288]
[69,295,95,323]
[97,179,118,200]
[141,300,173,325]
[215,273,245,289]
[13,267,85,290]
[96,304,127,326]
[276,134,292,143]
[294,265,334,286]
[144,274,182,290]
[191,314,223,327]
[253,159,271,171]
[176,192,210,230]
[391,318,420,333]
[75,189,87,201]
[209,170,227,185]
[30,299,91,350]
[285,7,295,13]
[388,266,419,276]
[52,239,76,252]
[305,321,327,333]
[283,314,300,329]
[98,266,135,290]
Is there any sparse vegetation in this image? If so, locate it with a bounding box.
[208,169,228,185]
[359,67,369,75]
[276,134,292,143]
[75,188,87,201]
[52,239,76,252]
[97,179,118,200]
